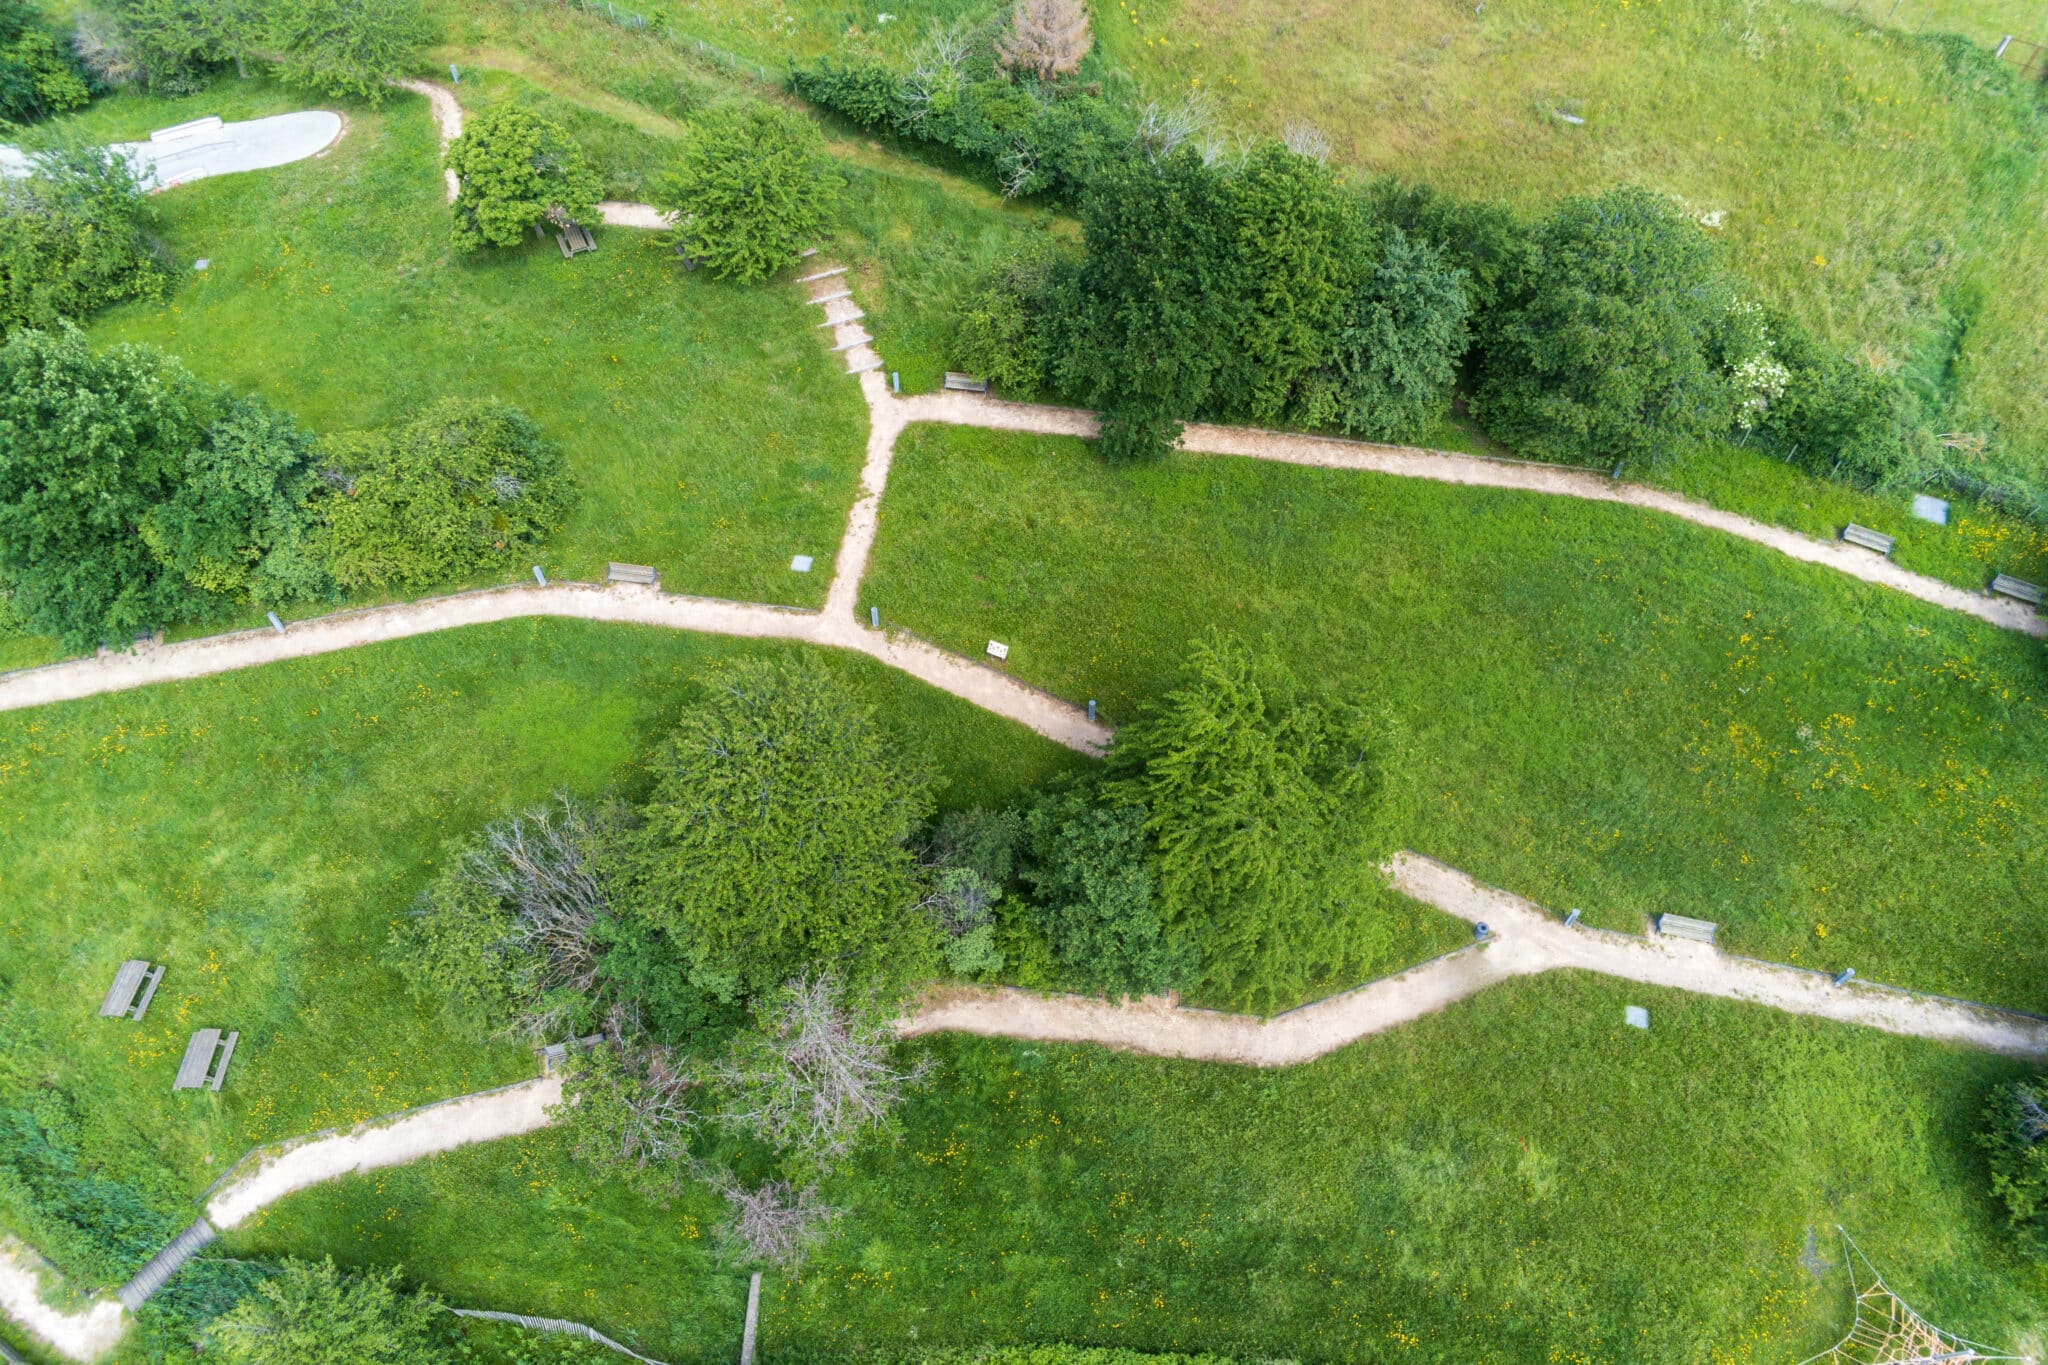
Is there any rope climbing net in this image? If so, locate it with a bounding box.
[1797,1228,2027,1365]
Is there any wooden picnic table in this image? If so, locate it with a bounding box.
[173,1029,239,1092]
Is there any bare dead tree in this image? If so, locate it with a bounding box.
[712,1174,842,1272]
[997,140,1040,198]
[900,22,975,132]
[2017,1086,2048,1143]
[70,12,143,89]
[995,0,1091,81]
[1281,119,1332,164]
[556,1040,704,1181]
[713,974,932,1168]
[460,793,612,1017]
[1131,93,1210,162]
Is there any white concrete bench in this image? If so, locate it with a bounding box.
[1655,913,1719,945]
[1990,573,2043,607]
[1841,524,1895,555]
[607,562,658,586]
[99,959,164,1021]
[173,1029,238,1092]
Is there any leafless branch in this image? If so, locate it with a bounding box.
[461,793,611,1003]
[712,1174,842,1272]
[1281,119,1331,163]
[713,974,932,1168]
[1131,93,1210,161]
[995,0,1092,81]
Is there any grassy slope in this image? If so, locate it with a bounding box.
[223,976,2048,1363]
[862,424,2048,1011]
[0,620,1082,1289]
[64,80,867,609]
[1086,0,2048,474]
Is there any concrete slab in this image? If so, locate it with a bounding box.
[1,110,344,192]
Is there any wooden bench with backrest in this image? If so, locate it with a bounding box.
[1991,573,2044,607]
[943,372,990,394]
[1840,524,1895,556]
[173,1029,239,1092]
[1655,913,1719,945]
[606,562,658,587]
[99,959,164,1021]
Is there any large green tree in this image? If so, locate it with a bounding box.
[1473,185,1736,468]
[110,0,263,89]
[1302,226,1471,443]
[210,1258,453,1365]
[654,105,843,283]
[610,655,938,998]
[269,0,436,104]
[446,105,602,252]
[0,329,323,648]
[1046,148,1240,463]
[1108,630,1406,1007]
[0,146,168,336]
[1016,783,1191,999]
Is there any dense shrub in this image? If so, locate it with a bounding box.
[446,104,603,251]
[949,247,1061,393]
[105,0,259,91]
[0,146,168,335]
[610,654,939,998]
[1299,227,1470,443]
[0,0,91,121]
[791,51,1129,200]
[268,0,436,105]
[1759,321,1919,485]
[916,1351,1254,1365]
[315,398,572,594]
[210,1258,456,1365]
[1474,186,1737,468]
[654,104,843,282]
[1980,1079,2048,1259]
[0,1099,178,1287]
[0,329,324,648]
[1016,782,1191,998]
[1108,630,1406,1008]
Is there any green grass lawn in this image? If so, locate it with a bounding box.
[0,620,1082,1292]
[216,973,2048,1363]
[63,79,868,609]
[860,424,2048,1012]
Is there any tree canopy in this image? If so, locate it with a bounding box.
[0,146,168,337]
[611,655,938,999]
[1473,186,1735,468]
[1108,630,1406,1007]
[269,0,436,104]
[446,105,602,252]
[654,105,844,283]
[314,397,572,595]
[210,1258,452,1365]
[0,328,325,648]
[0,0,90,121]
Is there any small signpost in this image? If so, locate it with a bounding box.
[986,640,1009,661]
[1624,1006,1650,1030]
[790,555,813,573]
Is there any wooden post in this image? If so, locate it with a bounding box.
[739,1271,761,1365]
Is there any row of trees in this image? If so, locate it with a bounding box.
[394,633,1406,1265]
[0,327,572,649]
[446,100,842,282]
[956,141,1916,477]
[74,0,434,103]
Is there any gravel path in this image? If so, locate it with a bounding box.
[0,1243,126,1362]
[896,391,2046,639]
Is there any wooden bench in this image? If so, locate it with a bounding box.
[1655,913,1719,945]
[556,221,596,259]
[535,1032,605,1074]
[943,372,990,394]
[1840,524,1895,556]
[173,1029,238,1092]
[606,562,658,587]
[1990,572,2044,607]
[99,959,164,1021]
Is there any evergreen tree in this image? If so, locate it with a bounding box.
[446,105,602,252]
[210,1258,453,1365]
[654,105,843,283]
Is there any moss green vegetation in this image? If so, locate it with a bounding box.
[221,976,2048,1362]
[0,619,1081,1289]
[861,424,2048,1010]
[62,80,866,610]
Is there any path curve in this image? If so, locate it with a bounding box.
[893,391,2047,639]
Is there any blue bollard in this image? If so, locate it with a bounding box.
[266,612,285,634]
[1563,908,1581,929]
[1087,699,1097,722]
[891,372,901,394]
[1474,922,1492,940]
[870,606,880,629]
[1832,968,1856,987]
[533,565,547,586]
[450,63,461,83]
